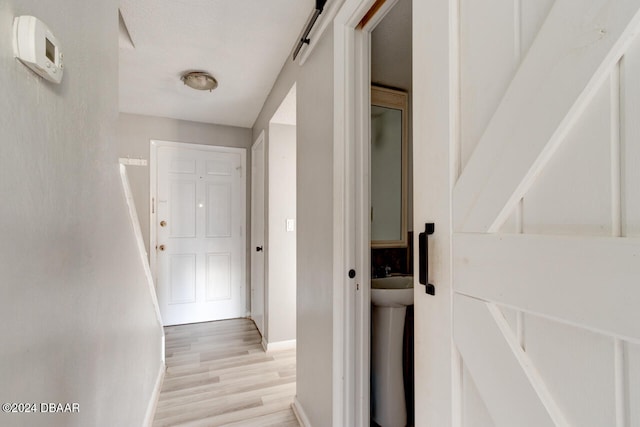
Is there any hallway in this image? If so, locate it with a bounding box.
[152,319,298,427]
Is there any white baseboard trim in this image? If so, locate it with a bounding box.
[292,397,312,427]
[143,363,165,427]
[261,336,268,352]
[265,339,296,353]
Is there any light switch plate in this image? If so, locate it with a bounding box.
[286,219,295,232]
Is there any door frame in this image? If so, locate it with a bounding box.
[149,139,248,322]
[250,131,266,337]
[332,1,402,426]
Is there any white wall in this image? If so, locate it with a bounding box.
[252,24,335,427]
[0,2,163,426]
[371,0,412,92]
[267,124,297,344]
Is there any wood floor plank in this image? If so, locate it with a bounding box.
[159,366,293,404]
[155,382,295,420]
[170,399,295,427]
[153,318,298,427]
[157,376,295,408]
[221,408,300,427]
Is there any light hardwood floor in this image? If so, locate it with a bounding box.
[153,318,299,427]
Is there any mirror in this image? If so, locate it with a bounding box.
[371,86,408,248]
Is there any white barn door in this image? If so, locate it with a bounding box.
[451,1,640,425]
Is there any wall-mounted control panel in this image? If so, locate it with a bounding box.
[13,16,64,84]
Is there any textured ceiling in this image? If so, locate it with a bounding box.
[119,0,313,128]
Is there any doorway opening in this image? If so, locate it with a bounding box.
[369,1,414,426]
[251,83,298,353]
[251,132,266,336]
[332,0,413,426]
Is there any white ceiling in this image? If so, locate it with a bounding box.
[118,0,314,128]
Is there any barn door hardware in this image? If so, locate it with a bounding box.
[292,0,328,60]
[419,223,435,295]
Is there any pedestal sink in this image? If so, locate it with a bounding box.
[371,275,413,427]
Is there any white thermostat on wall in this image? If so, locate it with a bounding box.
[13,16,64,84]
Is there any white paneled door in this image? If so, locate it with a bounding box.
[450,1,640,426]
[153,142,246,326]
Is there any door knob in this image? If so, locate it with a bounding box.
[256,246,263,252]
[159,244,166,251]
[160,220,167,227]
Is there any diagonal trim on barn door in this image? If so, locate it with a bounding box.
[454,233,640,342]
[454,294,569,427]
[453,0,640,233]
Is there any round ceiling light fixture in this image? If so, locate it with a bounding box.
[181,71,218,92]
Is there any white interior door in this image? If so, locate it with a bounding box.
[251,134,266,336]
[154,142,246,326]
[450,1,640,425]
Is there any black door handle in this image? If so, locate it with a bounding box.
[419,223,435,295]
[256,246,263,252]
